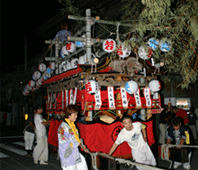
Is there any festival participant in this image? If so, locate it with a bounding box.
[108,115,156,170]
[188,107,197,141]
[58,104,89,170]
[172,106,189,125]
[167,117,192,170]
[33,105,49,165]
[23,108,36,156]
[54,22,71,43]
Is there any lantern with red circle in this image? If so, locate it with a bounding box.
[117,43,131,58]
[28,80,35,87]
[103,39,116,53]
[66,42,76,53]
[138,46,153,60]
[85,80,99,94]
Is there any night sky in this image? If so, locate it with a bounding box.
[1,1,63,70]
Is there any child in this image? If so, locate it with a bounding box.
[108,115,156,170]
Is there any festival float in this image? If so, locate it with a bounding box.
[22,9,170,169]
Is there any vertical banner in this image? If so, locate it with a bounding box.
[65,90,68,107]
[108,86,115,109]
[73,87,77,104]
[144,88,151,107]
[94,89,102,110]
[62,91,64,110]
[69,89,73,105]
[134,89,141,107]
[120,87,128,108]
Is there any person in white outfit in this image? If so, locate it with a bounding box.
[33,105,49,165]
[108,115,156,170]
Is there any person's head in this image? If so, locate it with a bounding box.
[121,115,133,131]
[172,117,182,130]
[64,105,80,122]
[35,105,43,114]
[60,23,68,30]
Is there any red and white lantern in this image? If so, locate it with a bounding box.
[138,46,153,60]
[66,42,76,53]
[117,43,131,58]
[28,80,35,87]
[61,45,69,56]
[103,39,116,53]
[85,80,99,94]
[38,63,47,72]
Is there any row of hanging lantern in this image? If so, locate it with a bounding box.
[85,79,161,97]
[22,62,56,96]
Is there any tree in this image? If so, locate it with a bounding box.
[58,0,198,88]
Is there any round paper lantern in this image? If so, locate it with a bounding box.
[49,62,56,70]
[78,55,85,64]
[66,42,76,53]
[103,39,116,53]
[85,80,99,94]
[42,71,48,80]
[61,45,69,57]
[138,46,153,60]
[147,38,159,50]
[149,80,161,92]
[66,61,72,70]
[71,58,79,69]
[28,80,35,87]
[125,80,138,94]
[117,44,131,58]
[32,71,41,81]
[159,39,171,52]
[38,63,47,72]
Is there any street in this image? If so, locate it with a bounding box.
[0,126,198,170]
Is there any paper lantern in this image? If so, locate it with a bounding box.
[32,71,41,81]
[61,45,69,57]
[85,80,99,94]
[42,71,48,80]
[147,38,159,50]
[117,44,131,58]
[28,80,35,87]
[49,62,56,70]
[149,80,161,92]
[66,42,76,53]
[103,39,116,53]
[71,58,79,69]
[160,39,171,52]
[125,80,138,94]
[138,46,153,60]
[78,55,86,64]
[75,41,85,47]
[38,63,47,72]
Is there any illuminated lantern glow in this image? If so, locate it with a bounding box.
[66,42,76,53]
[147,38,159,50]
[103,39,116,53]
[28,80,35,87]
[125,80,138,94]
[61,45,69,57]
[70,58,79,69]
[38,63,47,72]
[138,46,153,60]
[149,80,161,92]
[160,39,171,52]
[85,80,99,94]
[117,44,131,58]
[32,71,41,81]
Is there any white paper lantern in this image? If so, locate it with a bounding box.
[117,44,131,58]
[147,38,159,50]
[85,80,99,94]
[78,55,85,64]
[149,80,161,92]
[66,42,76,53]
[125,80,138,94]
[61,45,69,57]
[32,71,41,81]
[71,58,79,69]
[103,39,116,53]
[49,62,56,70]
[138,46,153,60]
[38,63,47,72]
[28,80,35,87]
[159,39,171,52]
